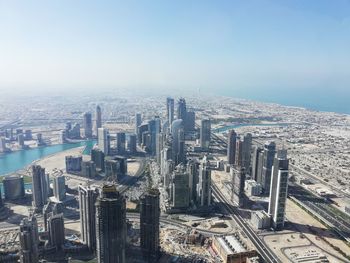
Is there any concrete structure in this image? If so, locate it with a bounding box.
[197,156,211,207]
[241,133,252,172]
[200,119,211,150]
[231,167,245,207]
[212,235,256,263]
[91,148,105,172]
[96,184,126,263]
[48,213,65,250]
[171,165,190,209]
[19,215,39,263]
[251,210,271,229]
[187,158,199,202]
[105,156,127,181]
[244,180,262,196]
[98,127,110,155]
[3,175,25,200]
[140,188,160,262]
[251,146,263,181]
[227,130,237,165]
[83,112,93,139]
[53,175,66,202]
[135,113,142,134]
[171,119,185,165]
[261,141,276,194]
[81,160,97,178]
[127,134,137,153]
[148,117,161,156]
[176,98,187,124]
[95,105,102,136]
[116,132,126,154]
[65,155,83,174]
[166,97,175,126]
[31,165,49,211]
[79,185,99,251]
[268,149,289,230]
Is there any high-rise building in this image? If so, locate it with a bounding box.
[251,146,263,181]
[171,119,185,165]
[53,175,66,202]
[231,167,246,207]
[235,139,243,166]
[105,156,128,181]
[48,213,65,250]
[170,165,190,209]
[3,175,25,200]
[116,132,126,154]
[197,156,211,206]
[200,119,211,150]
[156,132,164,164]
[98,128,110,155]
[256,150,264,185]
[187,159,199,202]
[227,130,237,165]
[135,113,142,134]
[18,133,25,148]
[19,215,39,263]
[79,185,99,251]
[138,123,149,146]
[242,133,253,172]
[81,160,97,178]
[148,117,161,156]
[268,150,289,230]
[65,155,83,174]
[166,97,175,125]
[0,137,8,153]
[96,184,126,263]
[24,129,32,140]
[127,134,137,154]
[185,110,196,132]
[83,112,93,139]
[95,105,102,136]
[31,165,49,211]
[140,188,160,262]
[91,148,105,172]
[176,98,187,122]
[261,141,276,194]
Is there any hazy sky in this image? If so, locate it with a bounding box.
[0,0,350,96]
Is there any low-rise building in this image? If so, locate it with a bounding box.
[251,210,271,230]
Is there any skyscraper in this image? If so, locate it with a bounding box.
[187,159,199,202]
[53,175,66,202]
[166,97,175,125]
[79,185,99,251]
[148,117,161,156]
[171,165,190,209]
[251,146,263,181]
[91,148,105,172]
[197,156,212,207]
[81,160,97,178]
[200,119,211,150]
[98,127,110,155]
[95,105,102,137]
[176,98,187,122]
[96,184,126,263]
[83,112,93,139]
[242,133,252,172]
[227,130,237,165]
[231,167,246,207]
[127,134,137,154]
[31,165,49,211]
[268,150,289,230]
[135,113,142,134]
[140,188,160,262]
[48,213,65,250]
[116,132,126,154]
[19,215,39,263]
[171,119,185,165]
[261,141,276,194]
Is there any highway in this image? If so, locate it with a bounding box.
[289,184,350,243]
[212,183,280,263]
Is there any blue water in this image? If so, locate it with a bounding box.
[0,140,96,176]
[216,87,350,115]
[213,123,290,133]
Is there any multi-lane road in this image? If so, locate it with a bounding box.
[212,183,280,263]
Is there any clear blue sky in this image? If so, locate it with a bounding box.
[0,0,349,98]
